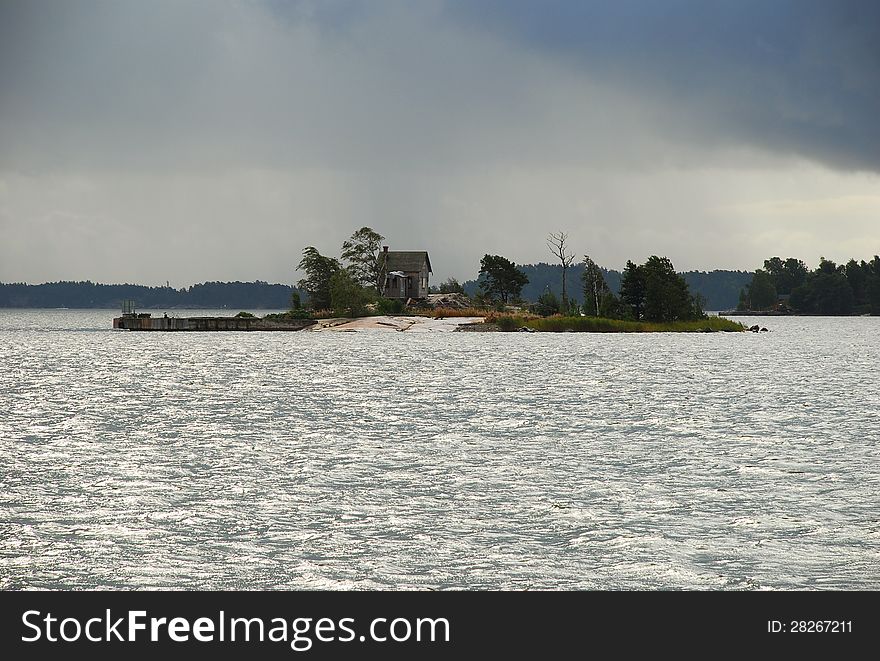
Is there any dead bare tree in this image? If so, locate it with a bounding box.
[547,231,576,310]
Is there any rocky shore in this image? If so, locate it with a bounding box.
[308,315,484,332]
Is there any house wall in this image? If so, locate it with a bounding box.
[417,265,429,297]
[383,266,430,299]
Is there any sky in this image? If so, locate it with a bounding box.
[1,0,879,286]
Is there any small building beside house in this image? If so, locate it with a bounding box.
[378,247,432,300]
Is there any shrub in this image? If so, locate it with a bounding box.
[496,315,519,332]
[524,315,745,333]
[263,309,313,320]
[531,290,560,317]
[234,311,255,318]
[376,297,405,314]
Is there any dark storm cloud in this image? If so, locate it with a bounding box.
[4,0,878,173]
[1,1,878,285]
[446,0,880,171]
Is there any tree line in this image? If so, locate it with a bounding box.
[471,232,706,323]
[458,265,750,311]
[739,256,880,315]
[15,236,857,318]
[0,280,294,309]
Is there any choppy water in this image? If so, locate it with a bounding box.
[1,309,878,590]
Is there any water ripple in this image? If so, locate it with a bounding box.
[1,310,878,589]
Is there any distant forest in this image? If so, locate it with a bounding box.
[1,266,752,310]
[462,263,752,311]
[0,281,295,309]
[740,256,880,315]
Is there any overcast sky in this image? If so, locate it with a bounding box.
[2,0,879,285]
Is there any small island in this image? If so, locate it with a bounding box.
[282,228,746,333]
[113,227,746,333]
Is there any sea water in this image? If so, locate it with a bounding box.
[1,310,878,589]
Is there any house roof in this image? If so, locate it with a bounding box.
[379,250,432,274]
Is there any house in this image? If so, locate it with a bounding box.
[378,247,432,300]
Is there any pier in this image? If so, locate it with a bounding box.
[113,313,315,331]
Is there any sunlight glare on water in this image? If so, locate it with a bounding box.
[1,310,878,590]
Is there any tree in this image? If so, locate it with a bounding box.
[297,246,341,311]
[478,254,529,304]
[599,291,622,318]
[619,260,646,320]
[437,277,464,294]
[341,227,385,294]
[790,269,854,315]
[844,258,869,307]
[547,232,576,308]
[868,256,880,315]
[746,270,777,310]
[531,288,560,316]
[620,256,701,322]
[329,269,372,317]
[763,256,808,295]
[581,255,609,317]
[642,256,700,322]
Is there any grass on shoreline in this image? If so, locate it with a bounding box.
[408,306,497,318]
[261,307,744,332]
[515,315,746,333]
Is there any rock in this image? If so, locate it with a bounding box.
[749,325,760,332]
[425,293,473,309]
[454,322,497,332]
[760,327,769,332]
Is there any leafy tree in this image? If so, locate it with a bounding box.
[341,227,385,293]
[547,231,576,308]
[619,260,647,320]
[844,258,869,307]
[790,269,854,315]
[478,254,529,304]
[531,288,560,316]
[620,256,701,322]
[329,269,373,317]
[437,277,464,294]
[763,257,808,295]
[642,256,700,322]
[867,256,880,315]
[599,291,623,318]
[746,270,777,310]
[581,255,609,317]
[817,257,838,275]
[297,246,341,311]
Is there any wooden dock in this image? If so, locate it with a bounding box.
[113,314,315,331]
